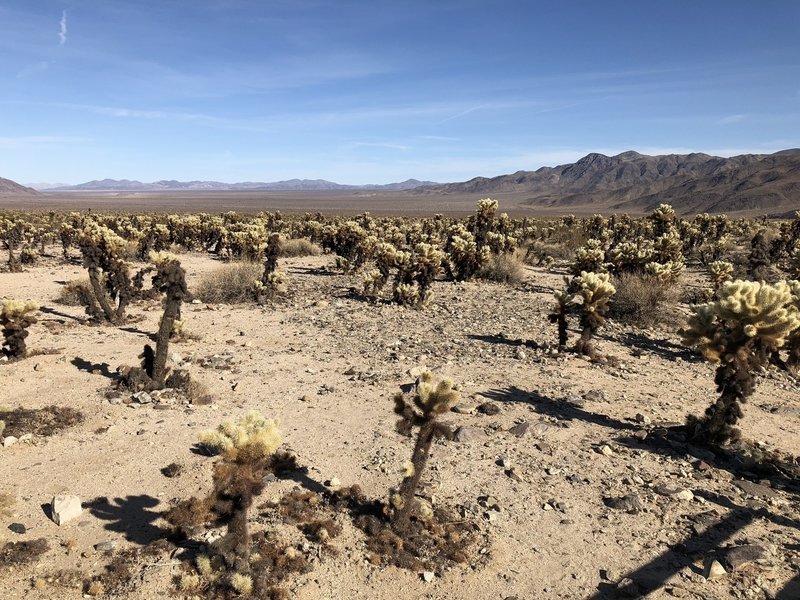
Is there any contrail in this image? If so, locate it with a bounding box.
[59,10,67,45]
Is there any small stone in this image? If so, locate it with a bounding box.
[132,391,152,404]
[325,477,341,487]
[2,436,19,448]
[598,444,614,456]
[723,544,766,571]
[603,494,643,513]
[51,495,82,525]
[33,363,43,371]
[703,558,726,580]
[422,571,435,582]
[635,413,651,425]
[675,489,694,501]
[583,390,605,402]
[191,299,201,304]
[514,348,526,360]
[497,456,513,469]
[506,469,525,482]
[451,404,477,415]
[108,396,122,405]
[477,402,501,415]
[542,503,554,511]
[454,426,487,443]
[8,523,26,534]
[94,540,118,552]
[508,421,530,438]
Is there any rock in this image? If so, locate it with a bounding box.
[531,423,551,436]
[508,421,530,438]
[655,485,693,501]
[108,396,123,405]
[497,456,513,469]
[452,404,477,415]
[422,571,435,582]
[603,494,643,513]
[615,577,641,597]
[723,544,766,571]
[8,523,26,534]
[33,363,42,371]
[702,558,726,580]
[454,426,487,443]
[583,390,605,402]
[51,495,82,525]
[94,540,118,552]
[2,436,19,448]
[675,489,694,501]
[506,469,525,482]
[477,402,501,415]
[325,477,341,488]
[734,480,778,498]
[132,391,153,404]
[598,444,614,456]
[635,413,651,425]
[514,348,526,360]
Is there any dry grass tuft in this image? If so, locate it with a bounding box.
[609,273,682,328]
[0,538,49,567]
[479,252,526,285]
[194,262,262,304]
[56,278,92,306]
[280,238,322,257]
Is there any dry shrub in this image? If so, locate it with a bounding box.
[609,273,681,328]
[280,238,322,257]
[194,262,262,304]
[56,278,92,306]
[0,538,49,567]
[0,405,84,438]
[523,240,573,264]
[479,251,526,284]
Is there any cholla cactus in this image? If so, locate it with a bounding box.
[572,239,607,275]
[789,247,800,279]
[787,281,800,372]
[253,270,288,302]
[749,230,771,280]
[1,217,27,272]
[572,271,616,357]
[548,289,577,348]
[1,299,39,359]
[446,226,490,280]
[708,261,734,292]
[645,260,685,282]
[393,243,443,307]
[170,412,284,575]
[390,371,459,530]
[682,280,800,443]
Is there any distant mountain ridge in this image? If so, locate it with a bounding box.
[43,178,437,192]
[419,149,800,214]
[0,177,38,196]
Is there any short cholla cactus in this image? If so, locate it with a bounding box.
[787,281,800,372]
[1,300,39,359]
[572,272,616,357]
[550,272,615,357]
[709,261,734,292]
[390,371,459,530]
[682,280,800,444]
[169,412,284,577]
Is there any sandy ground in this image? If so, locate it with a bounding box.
[2,249,800,599]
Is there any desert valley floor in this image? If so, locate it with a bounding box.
[2,250,800,599]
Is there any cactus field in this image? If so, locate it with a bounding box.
[2,204,800,599]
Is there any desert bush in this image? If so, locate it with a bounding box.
[56,278,92,306]
[682,280,800,444]
[194,262,262,304]
[280,238,322,257]
[478,251,526,285]
[609,272,680,328]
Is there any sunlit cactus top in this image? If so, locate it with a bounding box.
[1,299,39,319]
[198,411,282,463]
[683,280,800,362]
[573,271,616,313]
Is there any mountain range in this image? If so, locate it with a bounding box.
[36,178,437,192]
[6,149,800,215]
[418,149,800,215]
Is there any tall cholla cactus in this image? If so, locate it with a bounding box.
[549,289,576,348]
[682,280,800,444]
[573,271,616,357]
[784,281,800,373]
[390,371,459,530]
[169,413,283,575]
[77,222,135,324]
[1,300,39,359]
[149,252,188,385]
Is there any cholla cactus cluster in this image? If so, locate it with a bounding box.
[682,280,800,443]
[1,299,39,359]
[390,371,459,530]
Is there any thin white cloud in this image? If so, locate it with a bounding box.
[718,114,746,124]
[58,10,67,45]
[17,61,50,78]
[0,136,88,148]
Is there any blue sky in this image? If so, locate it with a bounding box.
[1,0,799,185]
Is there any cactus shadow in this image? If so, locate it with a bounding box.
[478,386,639,431]
[71,356,120,382]
[38,305,85,323]
[467,334,542,348]
[87,494,169,546]
[119,326,157,341]
[616,332,702,363]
